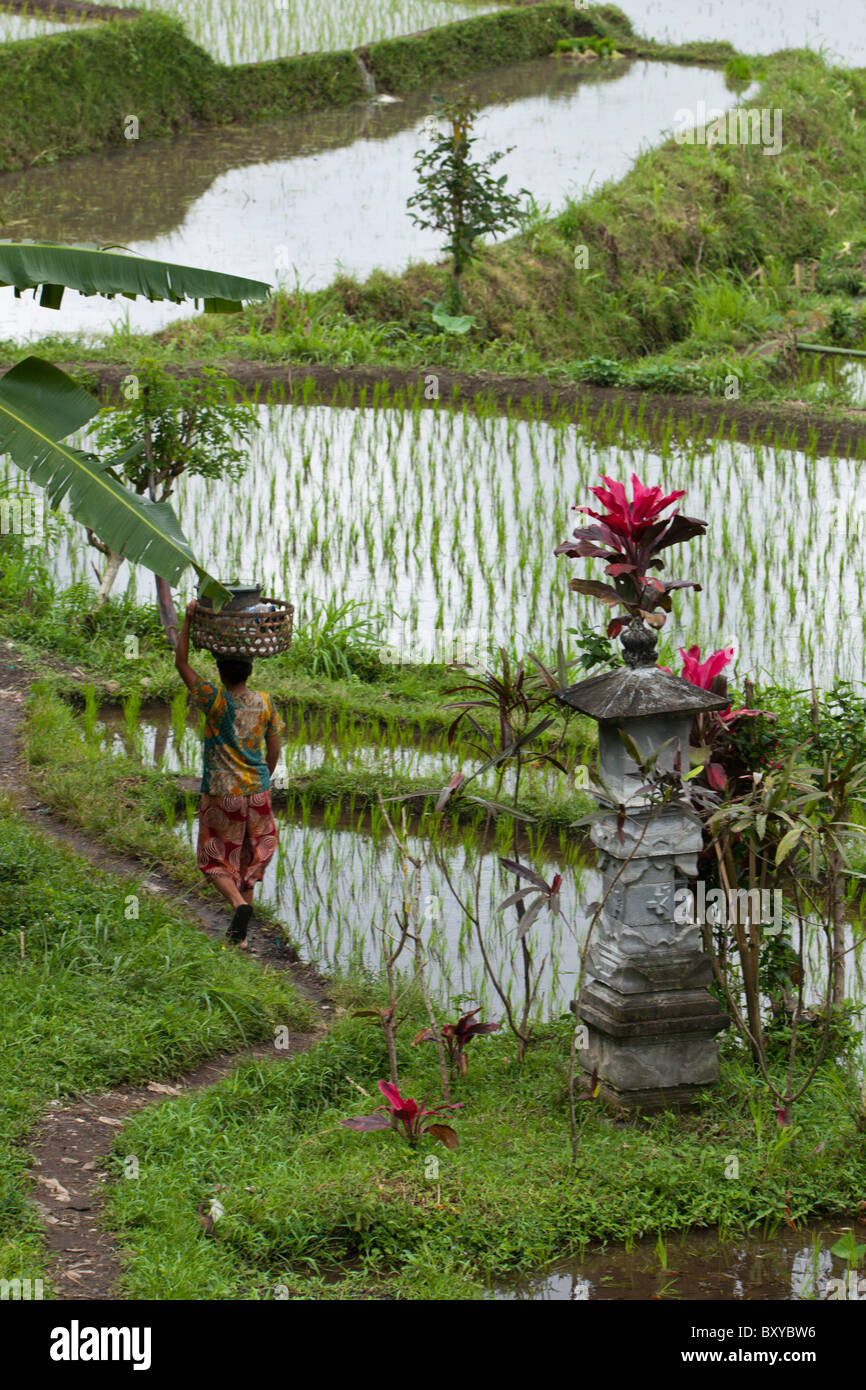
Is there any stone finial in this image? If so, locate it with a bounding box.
[621,618,658,668]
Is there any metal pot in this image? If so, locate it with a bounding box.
[197,582,262,612]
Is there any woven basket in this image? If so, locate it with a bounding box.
[190,597,294,659]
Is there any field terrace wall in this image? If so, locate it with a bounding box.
[4,0,137,17]
[0,4,633,172]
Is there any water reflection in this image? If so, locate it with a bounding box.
[0,58,746,340]
[495,1224,864,1300]
[622,0,865,66]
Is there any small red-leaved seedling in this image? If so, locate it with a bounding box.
[341,1080,463,1149]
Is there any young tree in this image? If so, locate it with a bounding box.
[407,94,527,313]
[89,362,259,640]
[0,241,269,611]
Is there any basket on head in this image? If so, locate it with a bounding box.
[190,598,294,659]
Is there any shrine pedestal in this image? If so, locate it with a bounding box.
[559,622,731,1111]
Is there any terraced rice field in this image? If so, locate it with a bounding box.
[83,0,504,63]
[11,399,859,689]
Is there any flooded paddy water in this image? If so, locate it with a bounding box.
[95,699,585,794]
[91,701,594,1011]
[20,401,866,690]
[0,56,748,340]
[174,808,588,1012]
[617,0,866,67]
[0,8,95,41]
[84,0,505,64]
[84,703,866,1022]
[494,1220,866,1299]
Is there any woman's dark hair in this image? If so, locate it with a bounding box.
[216,656,253,687]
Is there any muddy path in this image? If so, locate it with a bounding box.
[44,359,866,460]
[0,645,333,1300]
[28,1036,314,1301]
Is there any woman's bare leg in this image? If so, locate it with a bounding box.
[208,875,253,946]
[209,874,245,909]
[232,885,255,946]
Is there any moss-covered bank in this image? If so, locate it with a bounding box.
[0,5,647,172]
[97,49,866,416]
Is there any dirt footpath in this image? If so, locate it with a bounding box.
[0,646,331,1299]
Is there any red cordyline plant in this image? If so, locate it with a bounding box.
[555,473,707,636]
[341,1080,463,1149]
[413,1007,500,1076]
[666,643,765,791]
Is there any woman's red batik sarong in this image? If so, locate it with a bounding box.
[196,790,278,891]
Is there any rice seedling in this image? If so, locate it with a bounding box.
[18,390,866,690]
[82,683,100,744]
[121,687,142,755]
[0,4,91,42]
[80,0,504,64]
[170,687,188,746]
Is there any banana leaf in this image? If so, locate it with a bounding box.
[0,240,270,313]
[0,357,230,606]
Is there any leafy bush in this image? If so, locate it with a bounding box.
[829,303,859,345]
[815,237,866,296]
[728,678,866,769]
[569,355,626,386]
[627,361,697,394]
[764,1001,865,1064]
[567,620,622,672]
[288,597,389,681]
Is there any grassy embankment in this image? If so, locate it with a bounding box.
[0,4,647,171]
[101,989,866,1300]
[11,37,866,415]
[0,803,314,1288]
[128,50,866,411]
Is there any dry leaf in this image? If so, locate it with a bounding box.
[197,1198,225,1235]
[38,1176,71,1201]
[197,1201,215,1236]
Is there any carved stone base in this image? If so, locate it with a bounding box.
[573,980,730,1112]
[587,940,712,994]
[583,1074,716,1112]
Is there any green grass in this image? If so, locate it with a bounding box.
[102,998,866,1299]
[25,683,213,890]
[0,801,315,1289]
